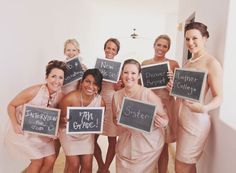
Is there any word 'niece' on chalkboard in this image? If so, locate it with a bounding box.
[141,61,170,89]
[67,107,105,134]
[95,58,122,83]
[64,57,84,85]
[170,68,207,102]
[118,97,156,133]
[21,104,60,137]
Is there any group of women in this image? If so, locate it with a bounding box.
[5,21,223,173]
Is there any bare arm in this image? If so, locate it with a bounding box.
[111,94,118,125]
[184,59,223,113]
[7,85,40,134]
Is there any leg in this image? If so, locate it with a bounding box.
[80,154,93,173]
[66,155,80,173]
[94,134,104,172]
[26,159,43,173]
[175,159,196,173]
[158,143,169,173]
[40,154,56,173]
[102,136,116,173]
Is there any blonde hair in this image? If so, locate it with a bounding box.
[153,35,171,51]
[64,39,80,53]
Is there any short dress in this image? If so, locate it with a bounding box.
[5,84,62,159]
[101,81,120,136]
[59,94,102,156]
[113,87,164,173]
[176,103,211,164]
[153,89,177,143]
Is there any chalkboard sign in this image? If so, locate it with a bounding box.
[21,104,60,137]
[141,62,170,89]
[66,107,105,134]
[170,68,207,102]
[118,97,156,133]
[95,58,122,83]
[63,57,84,85]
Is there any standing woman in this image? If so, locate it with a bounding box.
[142,35,179,173]
[112,59,169,173]
[94,38,121,173]
[58,68,105,173]
[174,22,223,173]
[5,60,67,173]
[62,38,87,94]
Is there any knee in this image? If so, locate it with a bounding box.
[68,159,80,170]
[82,162,92,172]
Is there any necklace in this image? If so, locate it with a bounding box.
[80,92,94,107]
[189,54,205,63]
[124,86,139,98]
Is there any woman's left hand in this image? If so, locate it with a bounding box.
[183,100,207,113]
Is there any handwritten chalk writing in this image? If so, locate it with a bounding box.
[124,106,150,119]
[176,82,197,95]
[95,58,122,83]
[22,105,60,137]
[100,61,114,70]
[67,108,104,134]
[25,110,57,122]
[141,62,169,89]
[64,71,84,81]
[119,98,156,133]
[170,69,206,102]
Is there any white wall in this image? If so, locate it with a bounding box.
[176,0,236,172]
[0,0,179,172]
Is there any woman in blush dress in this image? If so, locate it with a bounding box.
[62,38,87,94]
[173,22,223,173]
[112,59,169,173]
[5,60,67,173]
[94,38,122,173]
[58,68,105,173]
[142,34,179,173]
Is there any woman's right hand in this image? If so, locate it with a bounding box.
[12,123,24,134]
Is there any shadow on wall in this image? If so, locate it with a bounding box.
[197,110,236,173]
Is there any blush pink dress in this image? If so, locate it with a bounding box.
[153,89,177,143]
[176,103,211,164]
[101,81,120,136]
[113,87,164,173]
[5,84,63,159]
[59,94,102,155]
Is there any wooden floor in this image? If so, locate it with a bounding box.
[53,135,175,173]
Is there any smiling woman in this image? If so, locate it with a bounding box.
[4,60,66,173]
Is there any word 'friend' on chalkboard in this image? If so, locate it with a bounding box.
[141,62,170,89]
[64,57,84,85]
[66,107,105,134]
[118,97,156,133]
[21,104,60,137]
[95,58,122,83]
[170,68,207,102]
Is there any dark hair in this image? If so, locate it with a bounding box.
[122,59,141,73]
[184,22,210,38]
[104,38,120,53]
[153,34,171,50]
[81,68,103,94]
[46,60,67,77]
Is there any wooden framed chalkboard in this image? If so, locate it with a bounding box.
[21,104,60,137]
[66,107,105,134]
[170,68,207,102]
[95,58,122,83]
[141,62,170,89]
[63,57,84,86]
[118,97,156,133]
